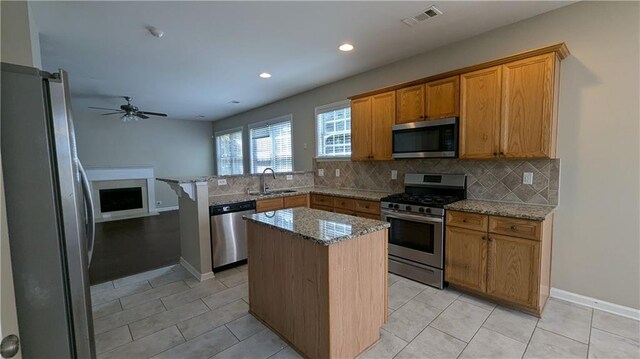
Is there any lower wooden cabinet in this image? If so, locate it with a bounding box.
[311,194,381,219]
[256,194,309,213]
[445,210,553,316]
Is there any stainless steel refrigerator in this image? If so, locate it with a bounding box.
[1,63,96,358]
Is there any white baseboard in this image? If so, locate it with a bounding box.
[550,287,640,321]
[157,206,179,212]
[180,257,214,282]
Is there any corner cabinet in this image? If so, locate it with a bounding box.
[350,91,395,161]
[460,53,560,159]
[445,210,553,316]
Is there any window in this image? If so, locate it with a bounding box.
[215,129,243,175]
[315,100,351,158]
[249,115,293,173]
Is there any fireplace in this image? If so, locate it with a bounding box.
[86,167,158,222]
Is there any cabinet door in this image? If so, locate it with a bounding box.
[501,53,555,158]
[445,227,487,292]
[486,234,540,309]
[425,76,460,120]
[256,198,284,213]
[283,195,308,209]
[371,91,395,160]
[350,97,372,161]
[396,84,425,124]
[460,67,502,159]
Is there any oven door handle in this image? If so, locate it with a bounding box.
[382,211,443,223]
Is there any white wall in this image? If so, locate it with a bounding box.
[213,2,640,309]
[73,112,215,209]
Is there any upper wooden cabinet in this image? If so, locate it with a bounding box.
[425,76,460,120]
[350,91,395,161]
[396,84,425,124]
[501,53,558,158]
[460,66,502,159]
[395,76,460,125]
[460,53,560,159]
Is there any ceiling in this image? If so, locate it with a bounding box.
[31,1,572,121]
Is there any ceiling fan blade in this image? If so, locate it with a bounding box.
[136,113,150,119]
[139,111,167,117]
[89,106,121,111]
[101,111,124,116]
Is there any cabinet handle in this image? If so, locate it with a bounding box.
[481,236,486,240]
[500,152,505,156]
[488,237,493,241]
[510,225,516,230]
[462,219,467,223]
[493,152,498,156]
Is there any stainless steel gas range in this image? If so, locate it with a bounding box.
[381,173,467,289]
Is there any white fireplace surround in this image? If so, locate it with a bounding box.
[86,167,158,222]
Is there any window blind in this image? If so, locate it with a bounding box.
[315,102,351,157]
[216,129,243,175]
[250,118,292,173]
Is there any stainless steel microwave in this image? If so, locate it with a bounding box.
[392,117,459,159]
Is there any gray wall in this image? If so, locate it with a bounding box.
[213,2,640,309]
[73,111,215,208]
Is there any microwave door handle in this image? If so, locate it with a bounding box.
[78,161,95,266]
[383,211,443,224]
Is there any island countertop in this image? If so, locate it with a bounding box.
[444,199,555,221]
[243,207,390,245]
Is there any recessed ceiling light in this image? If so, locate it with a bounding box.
[338,43,354,52]
[259,72,272,79]
[146,25,164,38]
[228,100,240,104]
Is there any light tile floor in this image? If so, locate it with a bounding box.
[91,266,640,359]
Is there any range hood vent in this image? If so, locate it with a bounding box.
[402,5,443,27]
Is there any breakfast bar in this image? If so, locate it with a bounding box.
[243,208,390,359]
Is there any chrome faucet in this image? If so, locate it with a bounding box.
[261,168,276,193]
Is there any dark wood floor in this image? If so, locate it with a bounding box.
[89,210,180,284]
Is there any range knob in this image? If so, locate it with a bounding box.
[393,204,400,209]
[418,207,425,213]
[424,207,431,213]
[388,203,394,208]
[406,206,412,211]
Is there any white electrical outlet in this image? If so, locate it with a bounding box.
[318,169,324,177]
[286,175,293,180]
[335,169,340,177]
[391,170,398,180]
[303,143,308,149]
[217,179,227,186]
[523,172,534,185]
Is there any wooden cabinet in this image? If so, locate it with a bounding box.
[460,66,502,159]
[445,227,487,292]
[460,54,559,159]
[310,194,381,219]
[425,76,460,120]
[395,76,460,125]
[501,53,557,158]
[396,84,425,124]
[257,194,309,212]
[445,210,553,316]
[283,195,309,209]
[350,91,395,161]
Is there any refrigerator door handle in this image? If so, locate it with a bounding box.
[78,161,95,266]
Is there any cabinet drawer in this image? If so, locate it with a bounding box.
[283,195,308,209]
[311,195,335,207]
[489,216,541,240]
[334,208,356,216]
[356,212,381,220]
[354,200,380,215]
[334,197,356,211]
[312,204,334,212]
[256,198,284,213]
[446,211,488,232]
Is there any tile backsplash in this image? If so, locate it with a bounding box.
[208,172,314,196]
[313,158,560,206]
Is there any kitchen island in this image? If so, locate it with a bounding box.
[243,208,389,359]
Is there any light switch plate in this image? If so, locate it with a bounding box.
[318,169,324,177]
[391,170,398,180]
[335,169,340,177]
[286,175,293,180]
[217,179,227,186]
[523,172,533,185]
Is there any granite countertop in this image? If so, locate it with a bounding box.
[243,207,390,245]
[157,171,312,184]
[208,186,392,206]
[444,199,555,221]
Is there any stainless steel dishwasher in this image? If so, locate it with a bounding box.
[210,200,256,269]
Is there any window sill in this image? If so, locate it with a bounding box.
[315,156,351,162]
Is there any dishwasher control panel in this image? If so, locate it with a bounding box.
[210,200,256,216]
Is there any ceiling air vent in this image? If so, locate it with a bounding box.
[401,5,443,27]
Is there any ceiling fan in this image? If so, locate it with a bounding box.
[89,96,167,122]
